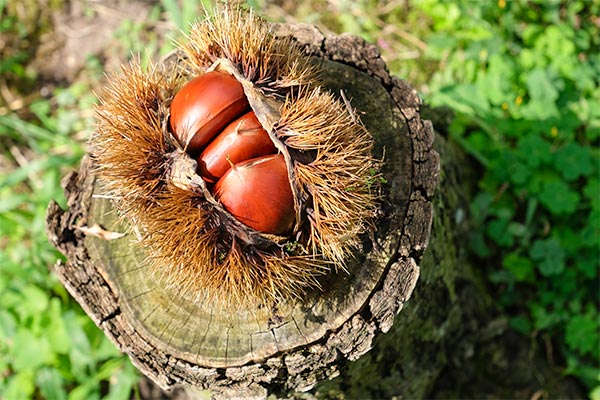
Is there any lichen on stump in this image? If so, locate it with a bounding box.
[45,9,438,398]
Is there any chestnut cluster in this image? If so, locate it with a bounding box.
[169,71,294,235]
[93,5,380,307]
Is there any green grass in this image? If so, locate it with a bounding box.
[0,1,140,398]
[252,2,600,394]
[0,76,140,400]
[1,0,598,398]
[417,0,599,395]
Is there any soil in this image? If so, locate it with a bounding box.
[32,0,160,83]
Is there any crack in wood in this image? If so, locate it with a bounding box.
[157,304,176,343]
[126,287,156,302]
[100,307,121,324]
[224,326,230,364]
[140,303,160,324]
[190,306,212,357]
[116,262,149,277]
[290,315,309,345]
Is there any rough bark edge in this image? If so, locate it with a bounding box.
[45,24,439,397]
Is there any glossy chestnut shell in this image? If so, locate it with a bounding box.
[169,72,294,235]
[213,154,294,235]
[197,111,276,183]
[169,71,249,156]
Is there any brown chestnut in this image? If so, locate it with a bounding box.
[169,71,249,155]
[214,154,294,235]
[197,111,276,182]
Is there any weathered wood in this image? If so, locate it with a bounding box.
[302,127,474,398]
[46,23,438,398]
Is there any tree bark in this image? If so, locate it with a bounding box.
[46,24,440,398]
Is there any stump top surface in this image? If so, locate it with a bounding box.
[83,56,408,367]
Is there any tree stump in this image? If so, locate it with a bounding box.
[45,23,439,398]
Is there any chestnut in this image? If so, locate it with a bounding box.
[169,71,249,155]
[197,111,276,182]
[214,154,294,235]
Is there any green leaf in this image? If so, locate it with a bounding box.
[586,122,600,141]
[516,135,552,168]
[434,83,490,115]
[508,161,531,186]
[68,358,126,400]
[539,180,580,215]
[555,143,594,181]
[486,217,514,247]
[0,113,72,147]
[63,312,94,377]
[10,329,54,372]
[3,371,35,400]
[576,257,599,280]
[425,32,458,59]
[535,25,577,79]
[105,361,137,400]
[37,368,67,400]
[45,298,71,355]
[67,380,100,400]
[583,208,600,248]
[525,197,539,227]
[565,353,600,386]
[479,53,512,105]
[0,310,17,341]
[522,68,560,119]
[93,333,123,362]
[510,315,532,334]
[470,192,494,223]
[469,231,490,258]
[503,252,535,281]
[455,129,492,167]
[584,178,600,209]
[507,222,527,237]
[590,385,600,400]
[565,314,600,356]
[17,284,50,320]
[529,238,565,276]
[530,303,561,330]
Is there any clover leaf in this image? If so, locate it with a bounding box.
[530,238,566,276]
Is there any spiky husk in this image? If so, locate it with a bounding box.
[93,61,177,220]
[277,89,380,266]
[92,6,379,309]
[181,3,316,90]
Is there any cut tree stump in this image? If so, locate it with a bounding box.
[46,23,439,398]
